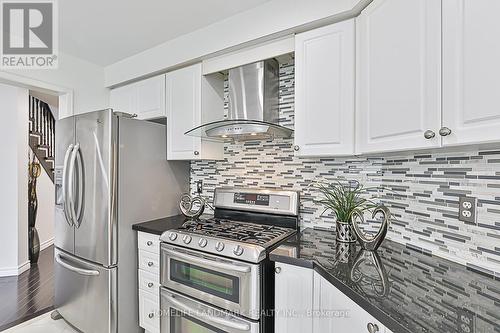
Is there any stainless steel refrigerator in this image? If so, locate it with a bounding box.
[53,109,189,333]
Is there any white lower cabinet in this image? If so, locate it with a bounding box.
[313,272,384,333]
[137,232,160,333]
[274,263,314,333]
[275,263,387,333]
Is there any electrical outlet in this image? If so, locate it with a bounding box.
[196,180,203,194]
[457,308,475,333]
[459,196,476,224]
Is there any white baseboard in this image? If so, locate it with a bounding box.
[0,261,30,277]
[40,237,54,251]
[0,239,54,277]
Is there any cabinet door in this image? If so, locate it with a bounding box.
[356,0,442,154]
[313,272,384,333]
[110,84,135,114]
[135,75,165,120]
[275,263,314,333]
[294,19,355,156]
[442,0,500,146]
[139,290,160,333]
[110,75,165,120]
[166,64,202,160]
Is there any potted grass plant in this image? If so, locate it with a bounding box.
[310,180,381,243]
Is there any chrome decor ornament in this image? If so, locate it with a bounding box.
[352,206,391,251]
[179,194,205,219]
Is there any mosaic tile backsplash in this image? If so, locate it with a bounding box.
[190,59,500,275]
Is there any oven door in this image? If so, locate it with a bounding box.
[161,244,260,320]
[161,288,259,333]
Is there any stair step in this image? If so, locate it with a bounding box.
[29,133,41,140]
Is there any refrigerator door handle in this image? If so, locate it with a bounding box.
[75,146,85,228]
[55,253,100,276]
[67,143,80,228]
[62,144,74,226]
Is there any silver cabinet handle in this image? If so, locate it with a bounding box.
[147,282,154,288]
[148,313,154,319]
[439,127,452,136]
[147,261,154,267]
[55,254,100,276]
[62,144,74,226]
[423,130,435,139]
[165,294,251,331]
[293,145,300,151]
[275,267,282,274]
[166,248,251,273]
[367,323,379,333]
[194,150,200,156]
[146,241,153,246]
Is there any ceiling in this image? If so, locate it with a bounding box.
[59,0,270,66]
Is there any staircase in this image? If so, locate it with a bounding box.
[29,96,55,182]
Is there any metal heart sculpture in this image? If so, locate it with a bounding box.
[350,250,391,298]
[352,206,391,251]
[179,194,205,219]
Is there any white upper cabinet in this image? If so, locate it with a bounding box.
[135,76,166,120]
[294,19,355,157]
[356,0,442,154]
[110,83,135,115]
[110,75,165,120]
[442,0,500,146]
[166,63,224,160]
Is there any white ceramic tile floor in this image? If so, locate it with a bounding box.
[3,312,79,333]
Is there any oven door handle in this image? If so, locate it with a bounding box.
[165,293,251,331]
[169,250,251,273]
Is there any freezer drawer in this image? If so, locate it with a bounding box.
[54,248,117,333]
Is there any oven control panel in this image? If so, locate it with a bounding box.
[233,193,270,206]
[214,188,299,216]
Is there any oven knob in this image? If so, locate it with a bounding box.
[182,235,192,244]
[233,245,244,256]
[198,238,208,248]
[168,232,178,241]
[215,242,225,252]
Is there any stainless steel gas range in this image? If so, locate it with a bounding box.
[159,187,299,333]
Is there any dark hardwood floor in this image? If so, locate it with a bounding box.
[0,245,54,332]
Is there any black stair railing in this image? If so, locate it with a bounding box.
[29,96,55,182]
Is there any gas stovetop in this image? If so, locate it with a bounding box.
[160,188,300,263]
[178,218,295,246]
[160,218,296,263]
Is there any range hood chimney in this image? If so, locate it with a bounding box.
[185,59,293,141]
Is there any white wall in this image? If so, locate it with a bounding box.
[35,166,55,251]
[0,83,29,276]
[2,51,108,118]
[105,0,371,86]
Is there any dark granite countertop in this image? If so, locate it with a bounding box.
[270,228,500,333]
[132,215,188,235]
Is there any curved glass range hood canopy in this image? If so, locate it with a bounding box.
[185,59,293,141]
[185,119,293,141]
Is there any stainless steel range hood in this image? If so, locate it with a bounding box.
[185,59,293,141]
